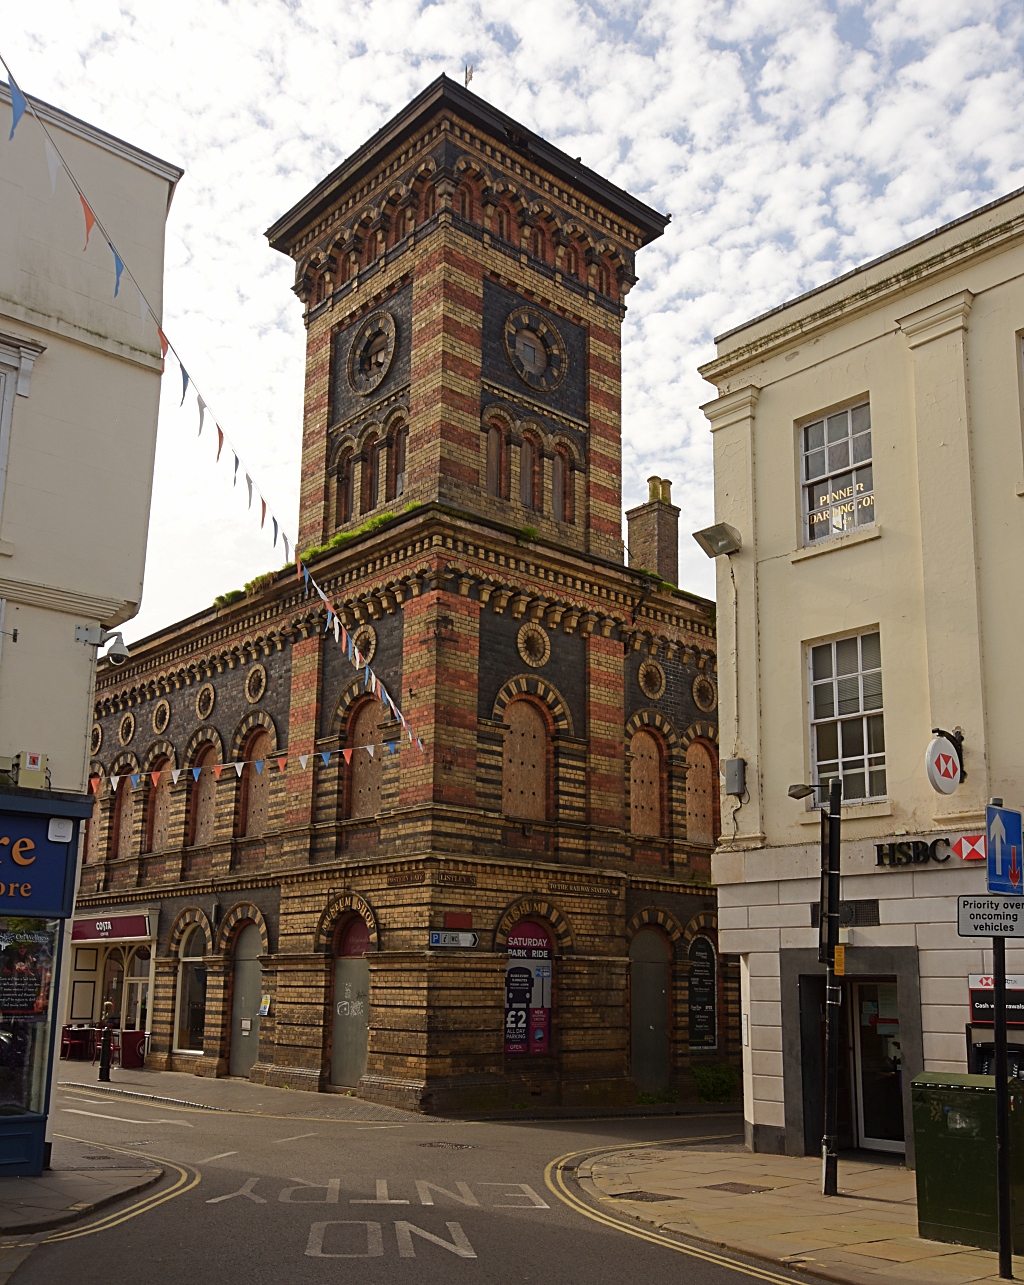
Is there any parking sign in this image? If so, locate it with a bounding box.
[987,804,1024,895]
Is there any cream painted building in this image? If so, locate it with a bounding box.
[701,187,1024,1165]
[0,85,181,791]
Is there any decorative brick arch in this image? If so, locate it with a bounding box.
[141,739,177,772]
[331,677,387,739]
[681,910,718,948]
[168,906,214,956]
[184,726,225,766]
[494,897,574,953]
[625,709,681,752]
[314,893,379,954]
[681,721,719,748]
[626,907,686,956]
[107,751,141,776]
[230,711,278,760]
[216,901,270,955]
[493,676,573,737]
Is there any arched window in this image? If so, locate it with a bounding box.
[566,247,579,278]
[389,424,408,500]
[520,436,540,512]
[598,266,611,296]
[241,729,272,838]
[630,729,662,836]
[686,741,717,846]
[458,186,470,220]
[552,446,572,523]
[530,227,545,261]
[405,206,416,237]
[337,450,354,525]
[486,423,506,498]
[363,234,376,268]
[502,700,547,820]
[175,924,208,1052]
[113,775,135,859]
[190,743,218,847]
[145,757,172,853]
[347,702,382,819]
[363,435,381,512]
[496,208,509,241]
[424,186,436,219]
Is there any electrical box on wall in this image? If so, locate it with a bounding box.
[724,757,746,797]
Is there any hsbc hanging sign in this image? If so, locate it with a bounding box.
[925,733,963,795]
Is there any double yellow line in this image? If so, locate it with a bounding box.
[543,1135,801,1285]
[45,1134,200,1242]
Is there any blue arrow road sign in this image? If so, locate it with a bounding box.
[987,804,1024,895]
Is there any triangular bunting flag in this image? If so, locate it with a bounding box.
[260,498,267,529]
[89,775,101,794]
[110,244,124,296]
[233,761,244,777]
[299,754,309,770]
[246,475,253,508]
[320,751,331,767]
[7,77,26,140]
[130,773,140,788]
[233,454,240,486]
[416,738,424,752]
[273,517,279,547]
[283,533,290,562]
[333,615,340,643]
[303,566,310,593]
[172,769,182,784]
[276,756,288,773]
[365,743,375,758]
[213,764,225,780]
[44,137,60,193]
[387,741,397,754]
[150,770,161,788]
[342,749,353,764]
[254,760,264,775]
[180,362,189,405]
[340,625,349,651]
[192,767,201,782]
[110,775,121,792]
[157,328,169,370]
[80,194,96,250]
[197,395,206,435]
[216,426,224,462]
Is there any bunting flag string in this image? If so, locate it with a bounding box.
[2,52,422,749]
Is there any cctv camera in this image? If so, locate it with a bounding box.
[102,631,130,666]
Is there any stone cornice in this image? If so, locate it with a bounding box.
[700,385,760,431]
[896,290,974,349]
[0,576,133,626]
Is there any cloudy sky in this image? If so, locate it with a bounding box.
[3,1,1024,640]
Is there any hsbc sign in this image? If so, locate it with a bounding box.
[925,734,962,795]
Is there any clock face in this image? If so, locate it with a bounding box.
[348,311,397,395]
[503,308,566,392]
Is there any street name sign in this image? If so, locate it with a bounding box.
[958,895,1024,938]
[987,804,1024,895]
[428,930,479,948]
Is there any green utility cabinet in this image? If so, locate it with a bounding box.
[912,1072,1024,1251]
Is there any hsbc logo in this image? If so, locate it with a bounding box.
[936,753,958,780]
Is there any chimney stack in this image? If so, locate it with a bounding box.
[626,476,680,584]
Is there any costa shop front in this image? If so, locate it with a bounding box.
[62,911,156,1069]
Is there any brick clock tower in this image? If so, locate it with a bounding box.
[80,77,731,1113]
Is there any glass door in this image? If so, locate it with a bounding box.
[852,981,905,1153]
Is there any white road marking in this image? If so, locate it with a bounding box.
[208,1177,266,1204]
[306,1221,383,1259]
[273,1133,318,1143]
[356,1125,404,1130]
[197,1152,238,1164]
[351,1179,408,1205]
[280,1178,341,1203]
[396,1221,476,1258]
[416,1181,479,1207]
[479,1181,549,1208]
[61,1109,193,1127]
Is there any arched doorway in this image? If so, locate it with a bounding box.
[229,923,263,1078]
[331,917,370,1088]
[630,928,671,1094]
[504,921,552,1056]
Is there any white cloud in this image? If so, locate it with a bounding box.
[1,0,1022,631]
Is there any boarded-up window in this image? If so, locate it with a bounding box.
[146,760,172,852]
[243,730,272,838]
[630,730,662,836]
[191,744,218,847]
[686,741,716,846]
[348,702,382,819]
[114,777,134,859]
[503,701,546,820]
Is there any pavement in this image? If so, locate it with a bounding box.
[582,1141,1024,1284]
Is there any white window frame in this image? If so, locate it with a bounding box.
[173,925,207,1054]
[0,332,44,531]
[807,629,886,803]
[800,400,873,546]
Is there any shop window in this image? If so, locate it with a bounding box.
[519,436,540,512]
[504,921,552,1056]
[113,775,134,860]
[241,729,272,838]
[0,918,60,1114]
[190,743,218,846]
[337,450,354,525]
[347,701,382,819]
[809,630,885,800]
[175,925,208,1052]
[685,741,717,845]
[629,730,662,836]
[802,401,873,544]
[502,700,546,820]
[389,424,408,500]
[124,946,151,1032]
[552,446,572,523]
[102,947,125,1024]
[145,757,172,853]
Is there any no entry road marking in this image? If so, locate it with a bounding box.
[61,1109,194,1127]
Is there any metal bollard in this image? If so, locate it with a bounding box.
[98,1026,112,1082]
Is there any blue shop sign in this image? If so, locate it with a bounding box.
[0,805,84,919]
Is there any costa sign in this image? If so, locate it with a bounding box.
[72,915,149,941]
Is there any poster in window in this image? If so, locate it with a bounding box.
[0,923,56,1019]
[688,936,717,1050]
